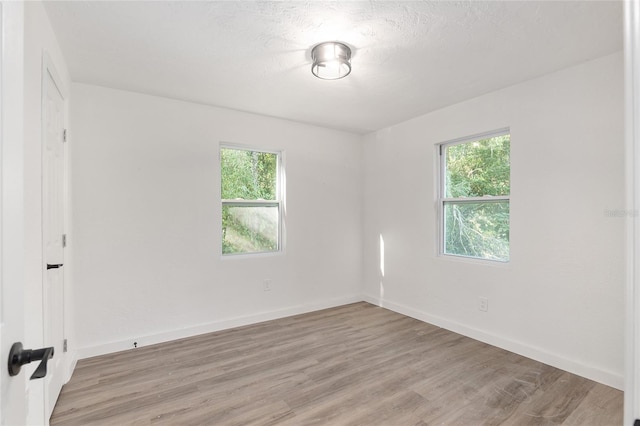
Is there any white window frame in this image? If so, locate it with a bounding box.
[220,143,284,257]
[437,128,510,262]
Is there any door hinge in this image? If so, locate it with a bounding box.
[63,339,68,353]
[62,234,67,248]
[63,129,68,142]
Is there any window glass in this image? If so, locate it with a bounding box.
[440,132,510,262]
[445,136,510,198]
[221,147,281,255]
[221,149,277,200]
[443,201,510,261]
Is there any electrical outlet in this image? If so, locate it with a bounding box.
[263,279,272,291]
[479,297,488,312]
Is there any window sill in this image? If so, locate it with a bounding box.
[436,253,510,267]
[221,250,284,260]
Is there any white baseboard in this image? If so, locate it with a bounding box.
[74,293,623,391]
[361,294,624,390]
[64,351,78,384]
[75,295,362,360]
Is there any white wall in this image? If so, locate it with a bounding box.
[23,2,72,423]
[362,53,625,389]
[70,84,362,357]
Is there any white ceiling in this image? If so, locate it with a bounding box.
[44,1,623,134]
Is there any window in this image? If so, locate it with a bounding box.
[438,130,510,262]
[221,146,282,255]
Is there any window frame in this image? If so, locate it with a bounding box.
[437,128,510,263]
[220,143,284,257]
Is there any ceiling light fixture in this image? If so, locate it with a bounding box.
[311,41,352,80]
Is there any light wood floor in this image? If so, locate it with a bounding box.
[51,302,623,425]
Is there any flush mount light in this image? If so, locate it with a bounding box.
[311,41,352,80]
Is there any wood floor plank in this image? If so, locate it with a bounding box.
[562,384,624,426]
[51,302,622,425]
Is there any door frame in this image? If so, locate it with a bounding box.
[0,1,28,424]
[625,0,640,424]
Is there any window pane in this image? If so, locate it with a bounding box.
[445,135,510,198]
[222,205,279,254]
[221,148,277,200]
[444,201,509,261]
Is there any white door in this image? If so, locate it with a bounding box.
[0,1,30,424]
[42,64,66,418]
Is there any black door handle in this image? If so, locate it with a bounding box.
[46,264,63,270]
[8,342,55,380]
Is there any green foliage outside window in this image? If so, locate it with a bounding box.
[221,148,277,200]
[443,134,510,261]
[221,147,279,255]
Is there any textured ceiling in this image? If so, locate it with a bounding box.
[44,1,623,134]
